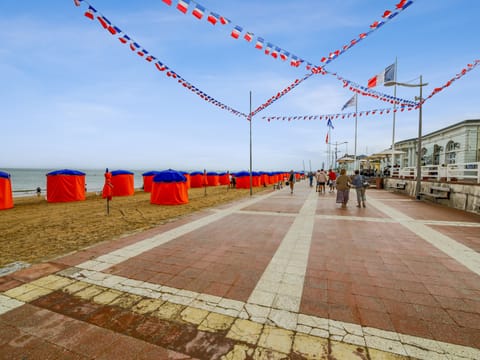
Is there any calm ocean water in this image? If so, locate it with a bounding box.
[2,168,147,197]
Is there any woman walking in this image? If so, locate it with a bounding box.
[288,170,296,194]
[335,168,350,208]
[351,169,367,208]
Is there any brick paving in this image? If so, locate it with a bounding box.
[1,183,479,359]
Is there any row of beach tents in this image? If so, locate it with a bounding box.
[0,169,301,210]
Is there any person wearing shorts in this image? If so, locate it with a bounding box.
[316,169,328,194]
[328,169,337,193]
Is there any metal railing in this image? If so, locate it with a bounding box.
[394,162,479,183]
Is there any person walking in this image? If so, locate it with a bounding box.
[288,170,296,194]
[328,169,337,193]
[307,171,314,188]
[351,169,367,208]
[335,168,350,208]
[316,169,328,194]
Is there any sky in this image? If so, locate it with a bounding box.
[1,0,478,172]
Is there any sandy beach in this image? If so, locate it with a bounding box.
[0,186,268,267]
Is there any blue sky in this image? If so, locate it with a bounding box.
[1,0,478,172]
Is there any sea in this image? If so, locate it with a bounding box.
[2,168,148,197]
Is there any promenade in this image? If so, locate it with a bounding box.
[1,183,479,359]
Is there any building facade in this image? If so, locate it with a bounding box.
[394,119,480,168]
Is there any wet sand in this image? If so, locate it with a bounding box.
[0,186,268,267]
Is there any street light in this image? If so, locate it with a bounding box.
[327,141,348,169]
[385,76,428,200]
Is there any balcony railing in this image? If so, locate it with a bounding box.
[394,162,479,183]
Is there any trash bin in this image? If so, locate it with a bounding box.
[375,177,384,189]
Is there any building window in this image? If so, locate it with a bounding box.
[421,147,429,165]
[433,144,443,165]
[446,141,457,164]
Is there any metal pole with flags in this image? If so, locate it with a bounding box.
[354,93,358,171]
[391,57,398,177]
[340,94,357,171]
[326,118,334,169]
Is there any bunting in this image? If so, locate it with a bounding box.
[261,106,414,122]
[424,59,480,102]
[158,0,415,72]
[73,1,478,123]
[75,1,247,119]
[251,74,314,116]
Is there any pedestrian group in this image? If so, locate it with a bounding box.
[296,168,368,208]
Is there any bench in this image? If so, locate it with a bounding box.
[387,181,407,190]
[419,186,451,201]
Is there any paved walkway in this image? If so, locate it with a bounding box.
[1,183,479,359]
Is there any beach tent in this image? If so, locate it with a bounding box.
[182,172,191,188]
[151,169,188,205]
[111,170,135,196]
[234,171,251,189]
[142,171,161,192]
[260,172,270,186]
[206,172,220,186]
[218,172,230,186]
[252,172,261,187]
[190,171,207,188]
[0,171,13,210]
[46,169,86,203]
[268,172,277,184]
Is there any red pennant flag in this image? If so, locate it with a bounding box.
[177,0,189,14]
[84,8,95,20]
[207,12,218,25]
[97,16,109,29]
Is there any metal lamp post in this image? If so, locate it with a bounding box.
[327,141,348,169]
[385,76,428,199]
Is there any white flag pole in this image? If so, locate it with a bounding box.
[391,57,398,177]
[354,93,358,171]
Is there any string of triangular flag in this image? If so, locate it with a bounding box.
[159,0,417,115]
[261,106,414,122]
[424,59,480,102]
[74,0,248,118]
[251,70,419,117]
[262,58,480,123]
[159,0,413,72]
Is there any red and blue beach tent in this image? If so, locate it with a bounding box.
[206,171,220,186]
[46,169,86,203]
[182,172,191,188]
[151,169,188,205]
[234,171,251,189]
[142,171,161,193]
[190,171,207,188]
[111,170,135,196]
[218,172,230,186]
[0,171,13,210]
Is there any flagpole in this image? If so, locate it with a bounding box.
[391,57,398,177]
[328,125,331,169]
[354,93,358,171]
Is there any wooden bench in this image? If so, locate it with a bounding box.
[387,181,407,190]
[419,186,451,201]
